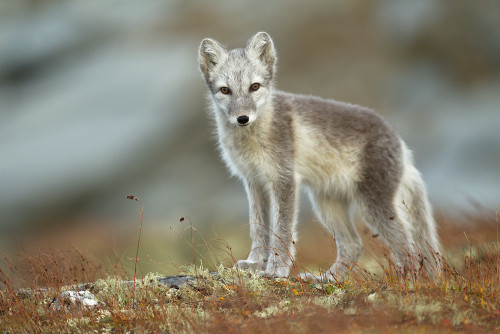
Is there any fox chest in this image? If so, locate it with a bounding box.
[219,137,279,181]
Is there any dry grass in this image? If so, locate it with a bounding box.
[1,209,500,333]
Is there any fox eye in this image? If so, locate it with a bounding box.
[250,83,260,91]
[220,87,230,94]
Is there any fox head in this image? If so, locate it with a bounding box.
[199,32,277,127]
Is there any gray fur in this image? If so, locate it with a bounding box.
[198,32,441,280]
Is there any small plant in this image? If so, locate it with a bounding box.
[126,194,144,308]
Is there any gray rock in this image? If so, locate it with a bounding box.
[49,290,99,312]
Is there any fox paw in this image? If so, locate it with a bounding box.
[298,272,321,282]
[257,264,290,278]
[234,260,265,271]
[298,272,338,282]
[298,264,351,282]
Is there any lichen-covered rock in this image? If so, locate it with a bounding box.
[49,290,99,312]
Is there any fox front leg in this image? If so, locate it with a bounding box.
[259,178,298,277]
[235,181,271,271]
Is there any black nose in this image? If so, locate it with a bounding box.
[237,115,249,125]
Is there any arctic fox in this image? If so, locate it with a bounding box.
[198,32,440,280]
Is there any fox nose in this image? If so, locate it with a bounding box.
[237,115,249,125]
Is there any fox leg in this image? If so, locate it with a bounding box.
[259,178,298,277]
[235,180,271,271]
[302,192,364,281]
[356,189,417,277]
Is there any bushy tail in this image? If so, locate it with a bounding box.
[396,143,441,276]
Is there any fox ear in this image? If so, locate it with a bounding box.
[246,32,277,77]
[199,38,227,79]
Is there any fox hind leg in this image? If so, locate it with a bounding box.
[356,190,417,277]
[396,175,441,276]
[302,191,364,281]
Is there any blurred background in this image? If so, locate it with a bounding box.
[1,0,499,279]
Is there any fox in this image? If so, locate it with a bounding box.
[198,32,440,280]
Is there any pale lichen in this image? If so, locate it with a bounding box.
[312,288,346,310]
